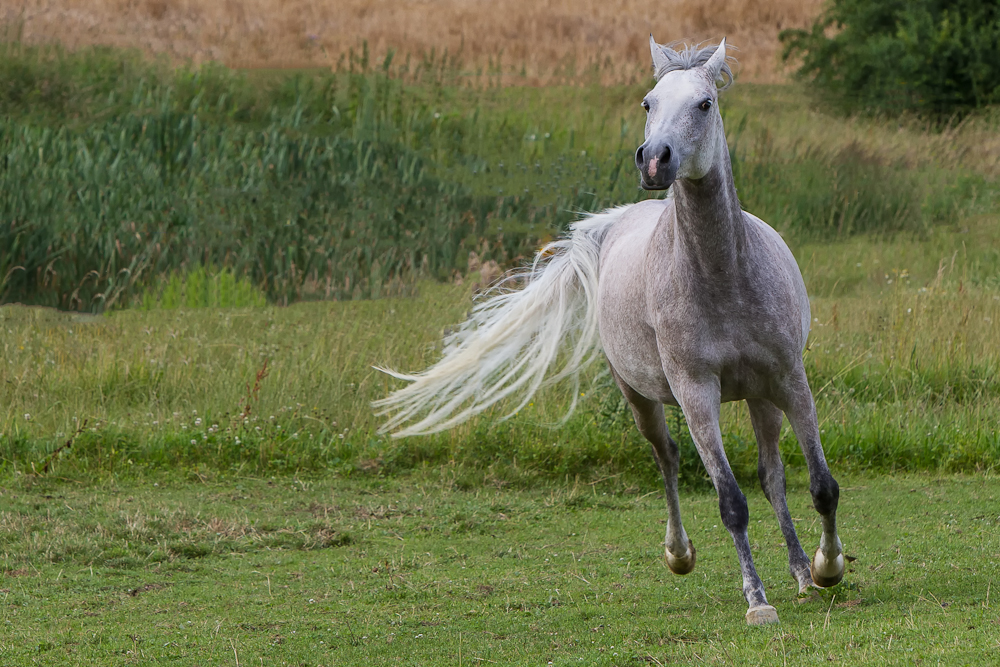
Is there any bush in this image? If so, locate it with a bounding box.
[781,0,1000,118]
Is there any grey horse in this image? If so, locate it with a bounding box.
[375,38,845,625]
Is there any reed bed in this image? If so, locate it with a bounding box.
[3,43,993,311]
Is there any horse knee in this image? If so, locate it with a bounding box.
[664,436,679,460]
[757,462,784,503]
[810,472,839,516]
[655,436,679,467]
[718,481,749,534]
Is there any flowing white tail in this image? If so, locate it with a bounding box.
[373,206,629,437]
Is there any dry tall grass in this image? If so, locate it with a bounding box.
[6,0,823,82]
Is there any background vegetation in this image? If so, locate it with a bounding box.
[4,0,823,82]
[1,38,1000,483]
[1,42,994,311]
[782,0,1000,117]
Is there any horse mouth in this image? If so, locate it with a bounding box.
[638,158,676,190]
[639,173,673,191]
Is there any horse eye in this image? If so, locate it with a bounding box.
[641,100,650,112]
[700,99,713,111]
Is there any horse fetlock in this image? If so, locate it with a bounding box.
[745,605,780,626]
[810,547,845,588]
[810,473,840,516]
[791,562,814,594]
[665,538,696,575]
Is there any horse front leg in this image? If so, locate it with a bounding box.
[608,364,695,574]
[778,371,844,588]
[747,398,813,594]
[675,380,778,625]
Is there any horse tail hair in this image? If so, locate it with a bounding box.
[373,206,630,437]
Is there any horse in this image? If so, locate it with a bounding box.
[374,37,845,626]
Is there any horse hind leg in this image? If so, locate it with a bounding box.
[747,398,813,594]
[608,364,695,574]
[779,374,845,588]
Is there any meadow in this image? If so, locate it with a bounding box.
[8,0,823,82]
[1,31,1000,664]
[1,471,997,665]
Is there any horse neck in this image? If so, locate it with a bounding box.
[670,121,745,274]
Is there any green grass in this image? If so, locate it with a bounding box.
[1,470,997,665]
[3,266,999,481]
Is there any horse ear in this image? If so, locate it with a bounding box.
[704,38,727,83]
[649,35,671,77]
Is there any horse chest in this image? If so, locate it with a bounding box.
[658,298,794,394]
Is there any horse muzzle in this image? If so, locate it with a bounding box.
[635,142,677,190]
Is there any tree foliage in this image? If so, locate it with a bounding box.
[781,0,1000,118]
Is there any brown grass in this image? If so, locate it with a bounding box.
[6,0,823,82]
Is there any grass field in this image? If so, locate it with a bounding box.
[1,471,997,664]
[1,30,1000,664]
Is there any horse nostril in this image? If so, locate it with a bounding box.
[635,145,645,169]
[660,146,672,164]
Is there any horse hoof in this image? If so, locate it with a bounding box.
[810,548,845,588]
[666,539,696,575]
[746,605,780,626]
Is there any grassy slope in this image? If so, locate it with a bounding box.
[3,269,999,480]
[2,68,1000,473]
[0,471,997,665]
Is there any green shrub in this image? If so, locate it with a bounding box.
[781,0,1000,118]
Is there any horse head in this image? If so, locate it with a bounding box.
[636,38,731,191]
